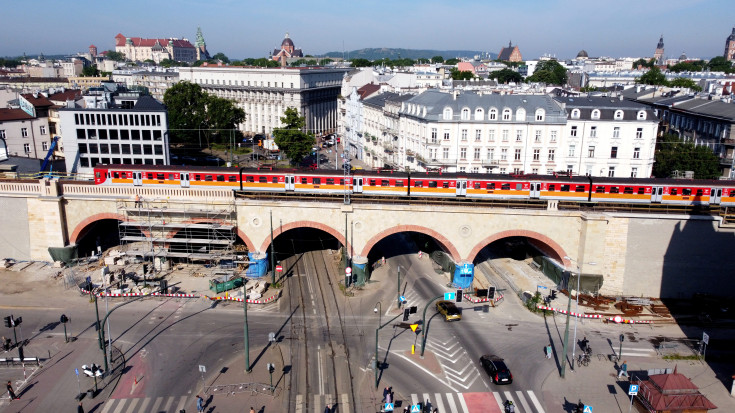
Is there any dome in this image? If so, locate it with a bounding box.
[281,33,294,48]
[576,50,588,58]
[679,52,688,61]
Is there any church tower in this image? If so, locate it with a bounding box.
[653,35,665,65]
[725,27,735,62]
[195,27,210,61]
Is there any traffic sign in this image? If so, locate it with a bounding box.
[399,296,406,303]
[444,292,456,301]
[583,406,593,413]
[537,285,548,289]
[628,384,639,395]
[410,324,418,332]
[703,332,709,345]
[384,402,394,411]
[345,267,352,275]
[199,365,206,373]
[275,265,283,272]
[411,405,421,412]
[613,315,622,323]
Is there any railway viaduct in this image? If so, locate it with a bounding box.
[1,178,734,298]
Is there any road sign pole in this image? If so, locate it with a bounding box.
[397,266,401,307]
[420,295,445,357]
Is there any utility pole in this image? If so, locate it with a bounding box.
[244,284,251,373]
[270,210,275,285]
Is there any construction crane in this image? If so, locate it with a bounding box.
[39,136,60,175]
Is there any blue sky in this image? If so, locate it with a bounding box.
[2,0,734,60]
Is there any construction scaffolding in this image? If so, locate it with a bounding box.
[116,197,241,266]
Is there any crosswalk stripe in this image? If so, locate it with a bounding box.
[150,396,164,412]
[411,393,419,406]
[314,394,320,413]
[174,396,187,413]
[111,398,127,413]
[527,391,546,413]
[457,392,470,412]
[493,391,505,410]
[161,396,175,411]
[137,397,151,412]
[434,392,446,413]
[125,398,140,412]
[341,393,349,412]
[100,399,115,413]
[445,392,459,413]
[516,390,532,413]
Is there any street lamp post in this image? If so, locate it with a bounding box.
[244,284,251,373]
[561,255,596,377]
[374,302,381,389]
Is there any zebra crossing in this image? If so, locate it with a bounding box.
[426,337,481,392]
[99,395,190,413]
[409,391,546,413]
[294,393,350,413]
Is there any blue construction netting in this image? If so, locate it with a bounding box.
[245,252,268,278]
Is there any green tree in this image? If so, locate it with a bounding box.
[707,56,733,73]
[273,107,315,164]
[81,65,100,77]
[445,58,460,65]
[668,77,702,91]
[632,58,655,69]
[450,68,474,80]
[242,58,279,68]
[202,95,245,147]
[212,52,229,63]
[319,58,333,66]
[668,60,706,73]
[0,58,22,67]
[160,58,189,68]
[143,59,156,65]
[350,58,372,67]
[164,81,209,145]
[105,51,126,62]
[653,133,721,179]
[525,60,567,85]
[431,55,444,63]
[636,66,667,86]
[489,68,522,83]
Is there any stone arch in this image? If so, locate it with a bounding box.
[70,212,138,245]
[466,229,569,266]
[163,217,256,252]
[360,225,461,262]
[259,220,347,253]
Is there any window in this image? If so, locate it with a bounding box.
[488,130,495,142]
[21,128,28,138]
[533,149,540,161]
[532,168,539,174]
[590,126,597,137]
[548,149,555,161]
[461,108,470,120]
[614,110,624,120]
[500,168,506,174]
[474,148,481,160]
[633,147,640,159]
[443,131,450,141]
[535,130,542,142]
[631,167,638,178]
[588,146,595,157]
[637,110,646,120]
[474,108,484,120]
[501,148,508,160]
[570,126,577,137]
[40,125,46,135]
[613,127,620,138]
[431,128,437,143]
[591,109,600,120]
[442,148,449,159]
[502,108,511,120]
[0,130,4,138]
[502,130,509,141]
[475,130,482,141]
[636,128,643,139]
[535,109,545,121]
[461,129,467,141]
[516,130,523,141]
[443,107,453,120]
[487,148,495,160]
[489,108,497,120]
[550,131,557,142]
[567,165,574,174]
[571,109,580,119]
[23,143,30,153]
[42,141,49,151]
[568,145,576,156]
[514,149,521,160]
[460,147,467,159]
[608,167,615,177]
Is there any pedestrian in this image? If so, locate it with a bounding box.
[196,394,204,412]
[386,391,392,404]
[6,380,18,400]
[545,343,552,359]
[383,386,390,402]
[618,360,629,379]
[581,336,589,352]
[324,403,331,413]
[250,407,255,413]
[78,401,84,413]
[134,194,142,208]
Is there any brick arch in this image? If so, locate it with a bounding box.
[360,225,461,263]
[466,229,568,265]
[258,220,347,253]
[163,218,256,252]
[70,213,139,244]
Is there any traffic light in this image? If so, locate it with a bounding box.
[403,308,410,321]
[14,317,21,326]
[3,316,10,328]
[488,287,496,299]
[456,290,463,303]
[60,314,69,324]
[160,279,168,294]
[550,290,557,300]
[409,306,417,314]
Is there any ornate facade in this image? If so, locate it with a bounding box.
[114,33,196,64]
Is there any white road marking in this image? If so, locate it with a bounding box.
[434,392,447,413]
[317,346,324,395]
[445,392,460,413]
[516,390,532,412]
[295,394,303,413]
[527,390,546,413]
[493,391,505,410]
[457,392,470,413]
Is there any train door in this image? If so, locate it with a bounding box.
[354,177,363,193]
[711,187,722,204]
[530,182,541,199]
[651,186,663,203]
[133,171,143,186]
[180,173,190,188]
[456,179,467,196]
[285,175,295,191]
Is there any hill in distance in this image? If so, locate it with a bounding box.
[323,48,495,61]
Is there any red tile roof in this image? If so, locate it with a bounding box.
[47,89,82,103]
[357,83,380,100]
[0,108,34,121]
[115,33,194,49]
[20,93,54,108]
[635,372,717,412]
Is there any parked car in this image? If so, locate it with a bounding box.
[436,300,461,321]
[249,153,265,161]
[479,355,513,384]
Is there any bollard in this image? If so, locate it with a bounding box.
[411,345,415,355]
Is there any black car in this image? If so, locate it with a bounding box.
[479,355,513,384]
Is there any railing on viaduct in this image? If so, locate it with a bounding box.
[0,179,234,200]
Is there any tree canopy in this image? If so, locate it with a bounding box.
[668,77,702,91]
[635,66,667,86]
[431,56,444,63]
[445,58,460,65]
[653,133,721,179]
[450,68,474,80]
[489,68,522,84]
[668,60,706,73]
[273,108,315,164]
[211,52,229,63]
[105,51,126,62]
[159,59,189,68]
[350,58,372,68]
[163,81,245,148]
[81,65,100,77]
[707,56,734,73]
[525,60,567,85]
[0,58,22,68]
[632,58,656,69]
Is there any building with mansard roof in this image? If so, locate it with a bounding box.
[114,33,196,64]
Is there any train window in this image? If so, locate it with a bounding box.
[95,172,101,178]
[730,190,735,197]
[638,187,645,195]
[624,187,634,194]
[474,183,481,189]
[214,175,223,182]
[381,180,389,187]
[228,176,237,182]
[326,178,335,185]
[516,184,523,191]
[610,187,619,194]
[396,180,404,187]
[258,176,267,183]
[595,186,605,193]
[113,172,119,179]
[301,178,307,184]
[313,178,321,185]
[696,189,703,197]
[575,185,586,192]
[272,177,278,183]
[370,179,376,186]
[670,188,678,196]
[414,181,423,188]
[443,182,450,189]
[205,175,213,182]
[195,174,201,181]
[561,185,570,192]
[548,184,556,191]
[340,179,345,185]
[156,173,165,180]
[501,183,510,190]
[147,173,154,180]
[169,173,175,180]
[682,188,691,196]
[487,182,496,190]
[428,181,437,188]
[245,176,253,183]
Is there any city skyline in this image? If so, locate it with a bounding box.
[2,0,734,61]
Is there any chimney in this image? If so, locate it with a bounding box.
[619,95,624,101]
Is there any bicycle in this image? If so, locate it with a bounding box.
[577,352,590,367]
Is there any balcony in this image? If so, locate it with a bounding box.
[720,156,734,166]
[481,159,500,167]
[723,138,735,146]
[426,158,458,166]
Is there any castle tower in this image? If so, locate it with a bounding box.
[654,35,665,65]
[89,45,97,58]
[195,27,210,61]
[725,27,735,62]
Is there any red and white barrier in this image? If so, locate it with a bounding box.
[608,315,653,324]
[79,287,279,304]
[537,305,603,319]
[464,293,504,304]
[538,305,653,324]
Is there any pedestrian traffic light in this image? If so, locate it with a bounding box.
[456,290,463,303]
[403,308,410,321]
[14,317,21,326]
[409,306,417,314]
[60,314,69,324]
[3,316,10,328]
[488,287,496,299]
[550,290,557,300]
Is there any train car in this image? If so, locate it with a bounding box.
[404,172,457,197]
[353,170,410,196]
[290,169,352,194]
[465,177,532,200]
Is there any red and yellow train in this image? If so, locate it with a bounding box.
[93,164,735,207]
